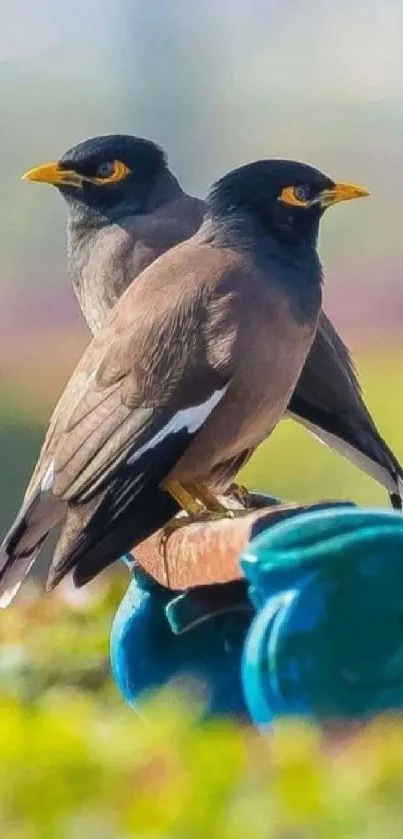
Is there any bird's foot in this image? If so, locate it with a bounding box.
[227,482,253,509]
[162,479,206,516]
[158,513,194,548]
[186,482,231,514]
[163,478,239,517]
[159,507,252,553]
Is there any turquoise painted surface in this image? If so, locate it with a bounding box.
[242,507,403,725]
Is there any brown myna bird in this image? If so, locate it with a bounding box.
[23,134,204,333]
[0,159,369,604]
[23,135,402,508]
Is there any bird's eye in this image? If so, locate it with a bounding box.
[278,184,313,207]
[84,160,130,185]
[293,185,311,203]
[96,161,116,178]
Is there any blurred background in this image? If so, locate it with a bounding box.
[0,3,403,833]
[1,0,403,535]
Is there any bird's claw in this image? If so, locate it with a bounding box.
[158,514,192,552]
[158,506,252,555]
[227,483,252,509]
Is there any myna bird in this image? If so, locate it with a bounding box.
[23,134,204,333]
[0,159,368,604]
[23,135,402,507]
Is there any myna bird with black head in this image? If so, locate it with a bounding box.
[23,136,403,508]
[0,158,369,604]
[23,134,204,333]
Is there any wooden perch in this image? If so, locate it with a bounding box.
[133,494,353,590]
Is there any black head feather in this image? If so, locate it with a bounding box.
[60,134,167,179]
[207,159,335,247]
[58,134,170,218]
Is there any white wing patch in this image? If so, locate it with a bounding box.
[128,385,229,465]
[41,461,55,492]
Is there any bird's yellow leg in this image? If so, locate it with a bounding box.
[186,482,232,514]
[162,479,205,516]
[159,480,247,558]
[158,480,204,568]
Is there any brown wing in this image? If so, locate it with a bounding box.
[0,240,244,600]
[30,242,242,502]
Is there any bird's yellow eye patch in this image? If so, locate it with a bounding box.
[92,160,131,185]
[278,185,310,208]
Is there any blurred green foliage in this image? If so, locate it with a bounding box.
[2,580,403,836]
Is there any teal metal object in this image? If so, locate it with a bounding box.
[110,498,355,720]
[241,507,403,726]
[110,565,252,719]
[110,493,283,718]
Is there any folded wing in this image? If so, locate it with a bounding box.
[0,243,239,602]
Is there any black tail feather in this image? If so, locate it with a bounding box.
[47,428,190,589]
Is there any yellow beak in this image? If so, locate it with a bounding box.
[319,181,370,207]
[22,162,84,188]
